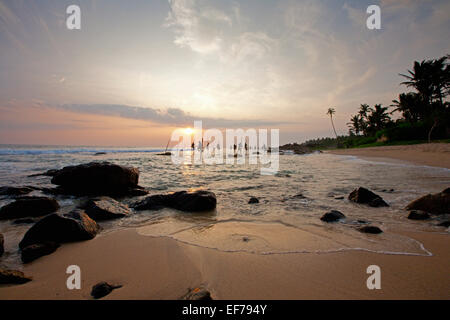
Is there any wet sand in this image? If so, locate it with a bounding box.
[327,143,450,169]
[1,228,449,300]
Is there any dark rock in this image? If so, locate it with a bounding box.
[358,226,383,234]
[0,186,34,196]
[91,282,122,299]
[181,286,212,300]
[94,152,107,156]
[21,242,60,263]
[405,188,450,215]
[28,169,59,177]
[407,210,431,220]
[437,221,450,228]
[19,211,99,249]
[320,210,346,222]
[348,187,389,207]
[0,233,3,256]
[83,197,131,221]
[49,162,141,196]
[13,218,35,225]
[334,196,344,200]
[248,197,259,204]
[133,190,217,212]
[0,196,59,220]
[357,220,369,224]
[0,269,32,284]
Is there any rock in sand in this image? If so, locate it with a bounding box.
[19,211,99,249]
[0,269,32,284]
[21,242,60,263]
[91,282,122,299]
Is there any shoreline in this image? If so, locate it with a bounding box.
[0,227,449,300]
[326,143,450,169]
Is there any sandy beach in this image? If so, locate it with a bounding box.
[327,143,450,169]
[1,145,449,300]
[1,227,449,300]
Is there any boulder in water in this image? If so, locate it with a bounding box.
[133,190,217,212]
[405,188,449,215]
[83,197,131,221]
[349,187,389,207]
[0,186,34,196]
[248,197,259,204]
[0,196,59,220]
[320,210,346,222]
[19,211,99,249]
[49,162,142,196]
[407,210,431,220]
[358,226,383,234]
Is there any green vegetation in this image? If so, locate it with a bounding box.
[303,54,450,150]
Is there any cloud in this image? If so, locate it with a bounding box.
[165,0,232,53]
[53,103,289,128]
[228,32,276,62]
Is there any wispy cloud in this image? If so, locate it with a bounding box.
[53,103,290,128]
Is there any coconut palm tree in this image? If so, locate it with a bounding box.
[390,92,424,123]
[367,104,391,133]
[400,60,435,106]
[347,115,361,135]
[326,108,338,138]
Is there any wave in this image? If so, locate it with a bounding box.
[0,148,165,155]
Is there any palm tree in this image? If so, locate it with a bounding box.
[400,60,435,106]
[347,115,361,135]
[390,92,424,123]
[358,104,372,136]
[326,108,338,138]
[367,104,391,133]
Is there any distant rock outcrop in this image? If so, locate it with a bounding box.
[19,211,99,249]
[133,190,217,212]
[348,187,389,207]
[47,162,146,197]
[405,188,449,215]
[0,196,59,220]
[279,143,313,155]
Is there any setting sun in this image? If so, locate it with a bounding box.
[184,128,194,135]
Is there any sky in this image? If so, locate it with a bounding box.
[0,0,449,146]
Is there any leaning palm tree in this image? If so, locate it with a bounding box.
[326,108,338,139]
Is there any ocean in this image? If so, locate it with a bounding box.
[0,144,449,269]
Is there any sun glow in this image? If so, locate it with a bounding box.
[184,128,194,135]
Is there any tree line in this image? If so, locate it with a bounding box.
[346,54,449,144]
[309,54,449,150]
